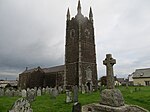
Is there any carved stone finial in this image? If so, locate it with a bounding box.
[77,0,81,14]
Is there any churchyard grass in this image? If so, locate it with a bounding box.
[0,86,149,112]
[0,96,19,112]
[118,86,150,111]
[31,91,100,112]
[32,86,150,112]
[31,94,73,112]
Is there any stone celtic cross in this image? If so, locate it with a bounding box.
[103,54,116,89]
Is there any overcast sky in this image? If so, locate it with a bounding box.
[0,0,150,80]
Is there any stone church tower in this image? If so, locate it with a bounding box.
[64,0,98,90]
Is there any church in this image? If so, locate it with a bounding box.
[19,1,98,90]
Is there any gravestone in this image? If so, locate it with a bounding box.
[73,85,78,103]
[46,86,50,94]
[34,87,37,96]
[14,90,20,97]
[22,89,27,97]
[58,86,63,94]
[72,102,81,112]
[86,85,89,93]
[42,88,46,95]
[9,98,33,112]
[5,89,11,96]
[11,89,15,97]
[49,87,53,94]
[81,84,85,94]
[51,87,58,99]
[38,87,41,90]
[27,89,35,102]
[66,90,72,103]
[0,88,4,96]
[82,54,149,112]
[27,88,30,91]
[63,85,66,93]
[37,88,41,96]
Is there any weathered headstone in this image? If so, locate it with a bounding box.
[11,89,15,97]
[38,87,41,90]
[81,84,85,94]
[14,90,20,97]
[73,85,78,103]
[34,87,37,96]
[86,85,89,93]
[46,86,50,94]
[50,87,53,94]
[42,88,46,95]
[0,88,4,96]
[72,102,81,112]
[9,98,33,112]
[27,89,35,102]
[58,86,63,94]
[51,87,58,99]
[22,89,27,97]
[37,88,41,96]
[5,89,11,96]
[90,84,93,93]
[66,90,72,103]
[63,85,66,93]
[27,88,30,91]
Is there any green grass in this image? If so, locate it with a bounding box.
[31,92,100,112]
[0,96,19,112]
[118,86,150,111]
[0,86,150,112]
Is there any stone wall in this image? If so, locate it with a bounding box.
[19,70,64,89]
[19,71,44,89]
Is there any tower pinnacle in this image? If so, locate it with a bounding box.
[67,8,70,20]
[77,0,81,14]
[89,7,93,21]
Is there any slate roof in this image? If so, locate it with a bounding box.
[23,67,43,74]
[117,78,125,83]
[43,65,64,73]
[132,68,150,78]
[22,65,64,74]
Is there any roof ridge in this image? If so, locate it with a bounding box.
[136,68,150,71]
[43,65,64,69]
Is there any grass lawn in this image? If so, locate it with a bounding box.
[0,86,150,112]
[31,91,100,112]
[0,96,19,112]
[118,86,150,111]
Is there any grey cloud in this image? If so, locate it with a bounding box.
[0,0,150,80]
